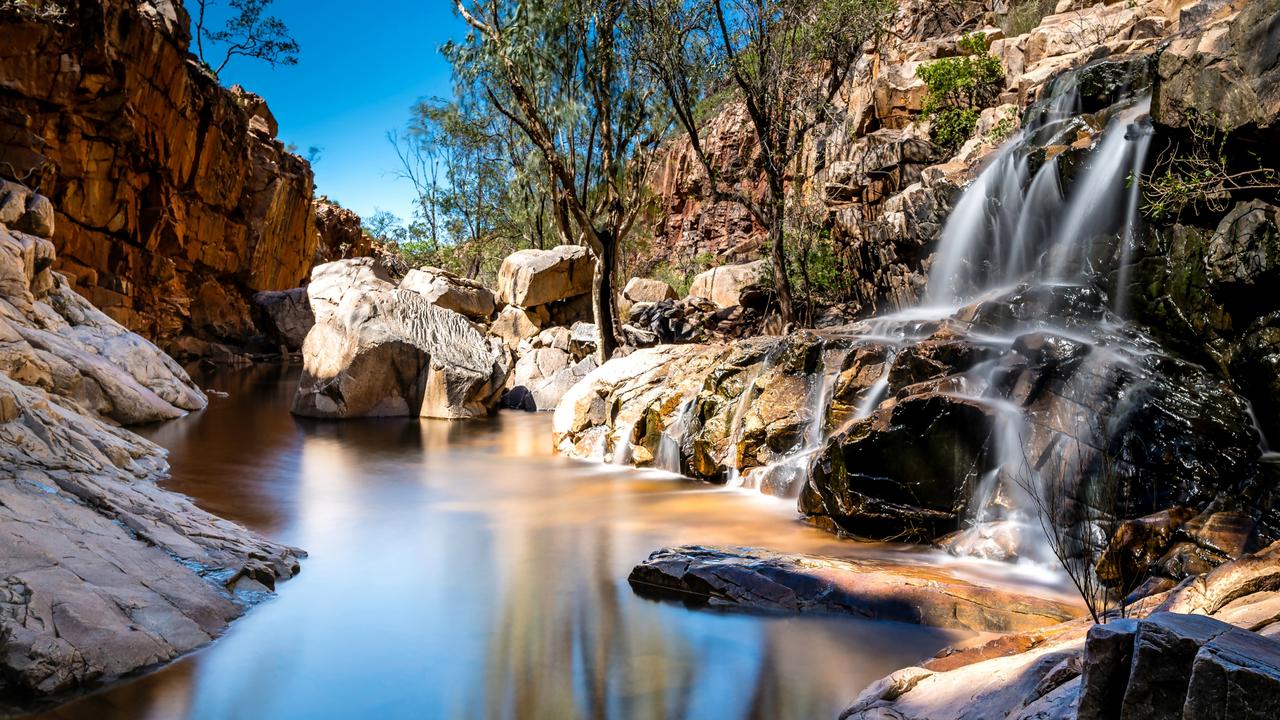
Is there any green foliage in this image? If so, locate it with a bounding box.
[917,33,1005,150]
[649,252,716,297]
[192,0,299,77]
[1000,0,1056,37]
[1143,111,1280,222]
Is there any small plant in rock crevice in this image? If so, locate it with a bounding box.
[1142,111,1280,223]
[917,33,1005,151]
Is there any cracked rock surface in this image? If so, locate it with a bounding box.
[0,185,301,705]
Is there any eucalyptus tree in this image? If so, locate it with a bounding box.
[192,0,300,77]
[631,0,895,324]
[449,0,667,361]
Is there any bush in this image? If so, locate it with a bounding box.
[1000,0,1056,37]
[917,33,1005,150]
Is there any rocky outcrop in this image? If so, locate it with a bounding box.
[314,197,369,264]
[0,1,345,356]
[630,545,1081,633]
[292,259,511,419]
[0,182,300,702]
[252,286,314,352]
[844,540,1280,720]
[502,326,599,412]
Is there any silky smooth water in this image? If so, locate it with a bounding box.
[28,365,969,720]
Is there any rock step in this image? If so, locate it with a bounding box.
[629,545,1082,633]
[1078,612,1280,720]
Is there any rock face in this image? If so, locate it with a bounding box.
[314,198,370,264]
[0,1,341,354]
[0,182,300,702]
[630,545,1081,633]
[292,259,512,419]
[252,287,314,352]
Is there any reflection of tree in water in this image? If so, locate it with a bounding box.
[480,522,704,720]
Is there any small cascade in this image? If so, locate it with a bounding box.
[724,351,778,488]
[656,394,697,474]
[740,346,853,497]
[852,358,894,421]
[1114,116,1155,318]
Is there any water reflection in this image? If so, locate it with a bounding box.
[32,366,965,720]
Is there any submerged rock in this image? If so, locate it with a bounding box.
[292,259,511,419]
[630,545,1081,633]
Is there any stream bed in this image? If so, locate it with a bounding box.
[30,365,976,720]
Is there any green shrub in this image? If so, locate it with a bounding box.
[1000,0,1056,37]
[916,33,1005,150]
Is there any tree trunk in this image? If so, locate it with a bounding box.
[591,231,620,363]
[767,194,794,326]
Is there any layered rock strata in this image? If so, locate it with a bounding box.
[0,1,351,355]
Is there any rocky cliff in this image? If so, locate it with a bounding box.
[0,0,347,358]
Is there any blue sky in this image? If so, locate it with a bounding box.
[206,1,465,224]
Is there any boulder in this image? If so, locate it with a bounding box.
[1185,624,1280,719]
[688,260,768,308]
[630,545,1080,633]
[622,277,678,304]
[490,304,545,350]
[252,287,314,351]
[401,266,496,320]
[504,348,598,412]
[292,259,511,419]
[496,245,595,308]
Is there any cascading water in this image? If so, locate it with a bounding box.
[647,66,1164,566]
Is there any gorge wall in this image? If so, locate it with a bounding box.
[0,0,356,358]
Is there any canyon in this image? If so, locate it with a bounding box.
[1,0,1279,717]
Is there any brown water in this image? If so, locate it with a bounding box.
[33,365,974,720]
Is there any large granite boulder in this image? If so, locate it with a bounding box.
[0,184,300,702]
[496,245,595,308]
[688,260,768,308]
[292,259,511,419]
[401,266,496,320]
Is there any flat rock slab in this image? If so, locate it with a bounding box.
[628,545,1082,633]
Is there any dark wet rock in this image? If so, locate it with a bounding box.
[629,545,1081,633]
[1074,56,1154,115]
[252,287,314,351]
[801,392,992,541]
[1076,618,1138,720]
[1122,613,1248,718]
[1096,508,1197,588]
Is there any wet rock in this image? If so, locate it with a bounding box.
[629,545,1081,632]
[801,392,992,540]
[292,259,511,419]
[497,245,595,309]
[401,266,496,320]
[688,260,768,308]
[252,287,314,351]
[1121,613,1246,718]
[1096,508,1197,588]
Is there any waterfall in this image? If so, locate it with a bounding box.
[1114,116,1155,318]
[657,394,697,474]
